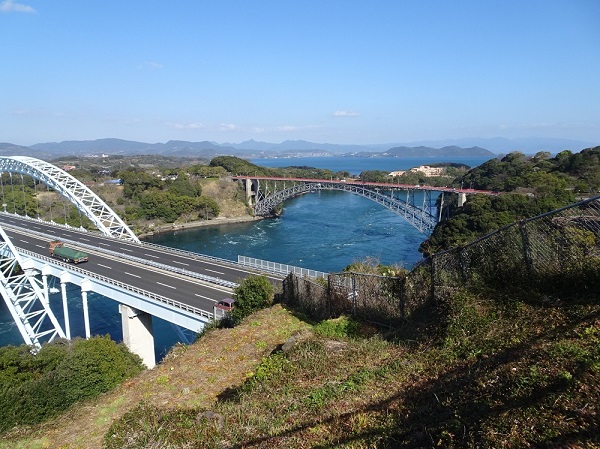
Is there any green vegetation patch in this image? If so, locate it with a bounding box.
[0,336,144,434]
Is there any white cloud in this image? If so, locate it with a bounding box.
[11,109,29,115]
[333,110,360,117]
[219,123,239,131]
[169,122,206,130]
[277,125,300,132]
[276,124,322,132]
[138,61,163,70]
[0,0,35,13]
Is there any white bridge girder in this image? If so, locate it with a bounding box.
[18,249,214,332]
[0,156,139,242]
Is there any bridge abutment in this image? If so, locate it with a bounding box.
[119,304,156,369]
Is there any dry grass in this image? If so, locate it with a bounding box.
[0,305,309,449]
[199,178,249,218]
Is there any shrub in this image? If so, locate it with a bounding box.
[230,275,274,325]
[0,336,144,433]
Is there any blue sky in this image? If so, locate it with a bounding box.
[1,0,599,147]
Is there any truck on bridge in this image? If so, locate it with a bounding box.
[48,240,89,264]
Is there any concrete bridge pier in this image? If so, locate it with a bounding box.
[458,192,467,207]
[119,304,156,369]
[41,266,52,307]
[81,279,92,339]
[59,272,72,339]
[244,178,257,206]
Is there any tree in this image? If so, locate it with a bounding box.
[195,196,220,219]
[167,172,199,197]
[229,275,274,325]
[119,170,163,199]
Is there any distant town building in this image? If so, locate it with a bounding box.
[389,170,406,177]
[414,165,443,176]
[389,165,443,178]
[62,165,77,171]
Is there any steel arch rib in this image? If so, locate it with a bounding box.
[254,182,437,233]
[0,226,66,348]
[0,156,139,242]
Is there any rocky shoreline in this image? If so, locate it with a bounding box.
[138,215,264,238]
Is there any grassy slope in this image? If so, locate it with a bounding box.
[2,293,599,448]
[0,306,309,449]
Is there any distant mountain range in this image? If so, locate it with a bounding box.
[0,136,596,160]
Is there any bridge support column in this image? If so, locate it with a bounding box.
[81,279,92,339]
[59,272,72,340]
[458,192,467,207]
[244,178,255,206]
[41,274,49,307]
[41,265,54,307]
[119,304,156,369]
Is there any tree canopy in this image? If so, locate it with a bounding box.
[421,147,600,255]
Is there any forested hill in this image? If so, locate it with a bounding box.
[420,147,600,254]
[461,148,600,193]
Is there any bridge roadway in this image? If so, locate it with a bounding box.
[0,214,283,315]
[232,175,497,195]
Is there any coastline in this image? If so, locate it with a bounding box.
[138,215,264,239]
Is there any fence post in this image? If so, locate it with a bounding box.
[458,247,468,284]
[399,276,406,319]
[352,273,357,316]
[430,256,436,303]
[518,221,534,275]
[327,274,332,318]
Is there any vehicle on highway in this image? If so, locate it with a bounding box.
[215,298,235,311]
[48,240,89,264]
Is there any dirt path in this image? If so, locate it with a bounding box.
[3,305,308,449]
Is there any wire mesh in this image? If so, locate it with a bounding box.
[282,196,600,324]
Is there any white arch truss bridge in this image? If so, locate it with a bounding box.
[0,156,139,242]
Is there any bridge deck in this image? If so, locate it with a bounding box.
[0,214,284,324]
[232,175,498,195]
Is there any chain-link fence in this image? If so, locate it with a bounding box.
[431,195,600,299]
[282,195,600,325]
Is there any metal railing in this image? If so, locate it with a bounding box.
[1,217,238,289]
[238,255,328,279]
[18,249,215,321]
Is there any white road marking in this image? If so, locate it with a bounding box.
[144,253,160,258]
[157,281,176,289]
[204,268,225,275]
[195,293,217,302]
[172,260,189,266]
[20,239,29,244]
[121,248,133,252]
[97,264,112,269]
[124,272,141,278]
[80,238,90,241]
[98,242,110,247]
[35,244,45,249]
